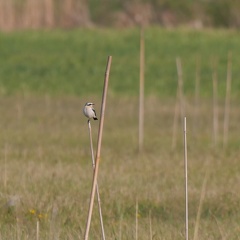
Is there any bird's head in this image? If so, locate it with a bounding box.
[85,102,94,106]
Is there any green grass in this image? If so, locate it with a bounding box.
[1,28,240,239]
[1,28,240,97]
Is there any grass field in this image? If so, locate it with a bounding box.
[0,28,240,239]
[1,28,240,97]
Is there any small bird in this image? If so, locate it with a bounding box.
[83,102,98,121]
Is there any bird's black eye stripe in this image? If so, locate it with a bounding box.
[86,102,94,106]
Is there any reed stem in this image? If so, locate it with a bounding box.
[135,198,138,240]
[87,120,106,240]
[139,27,145,152]
[183,117,188,240]
[84,56,112,240]
[212,57,218,146]
[223,52,232,148]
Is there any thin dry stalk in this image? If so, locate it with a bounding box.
[139,27,145,152]
[212,57,219,146]
[172,85,180,150]
[149,210,153,240]
[84,56,112,240]
[194,56,201,134]
[36,219,40,240]
[193,170,209,240]
[176,57,185,122]
[135,198,138,240]
[172,57,184,150]
[183,117,188,240]
[4,144,8,189]
[87,120,106,240]
[223,52,232,148]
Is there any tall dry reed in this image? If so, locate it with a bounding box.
[84,56,112,240]
[0,0,90,31]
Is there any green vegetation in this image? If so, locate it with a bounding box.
[0,28,240,98]
[0,28,240,239]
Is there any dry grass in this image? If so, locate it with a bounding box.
[0,0,90,31]
[0,95,240,239]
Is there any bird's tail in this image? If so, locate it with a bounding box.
[93,117,98,120]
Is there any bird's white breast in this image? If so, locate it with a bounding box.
[83,106,95,118]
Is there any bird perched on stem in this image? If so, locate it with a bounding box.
[83,102,98,121]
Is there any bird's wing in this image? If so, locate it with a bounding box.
[92,108,97,117]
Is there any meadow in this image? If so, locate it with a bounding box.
[0,28,240,239]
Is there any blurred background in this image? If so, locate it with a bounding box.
[1,0,240,31]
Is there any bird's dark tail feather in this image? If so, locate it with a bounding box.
[93,117,98,120]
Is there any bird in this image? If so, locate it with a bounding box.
[83,102,98,121]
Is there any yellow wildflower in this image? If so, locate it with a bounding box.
[38,213,48,219]
[29,209,36,215]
